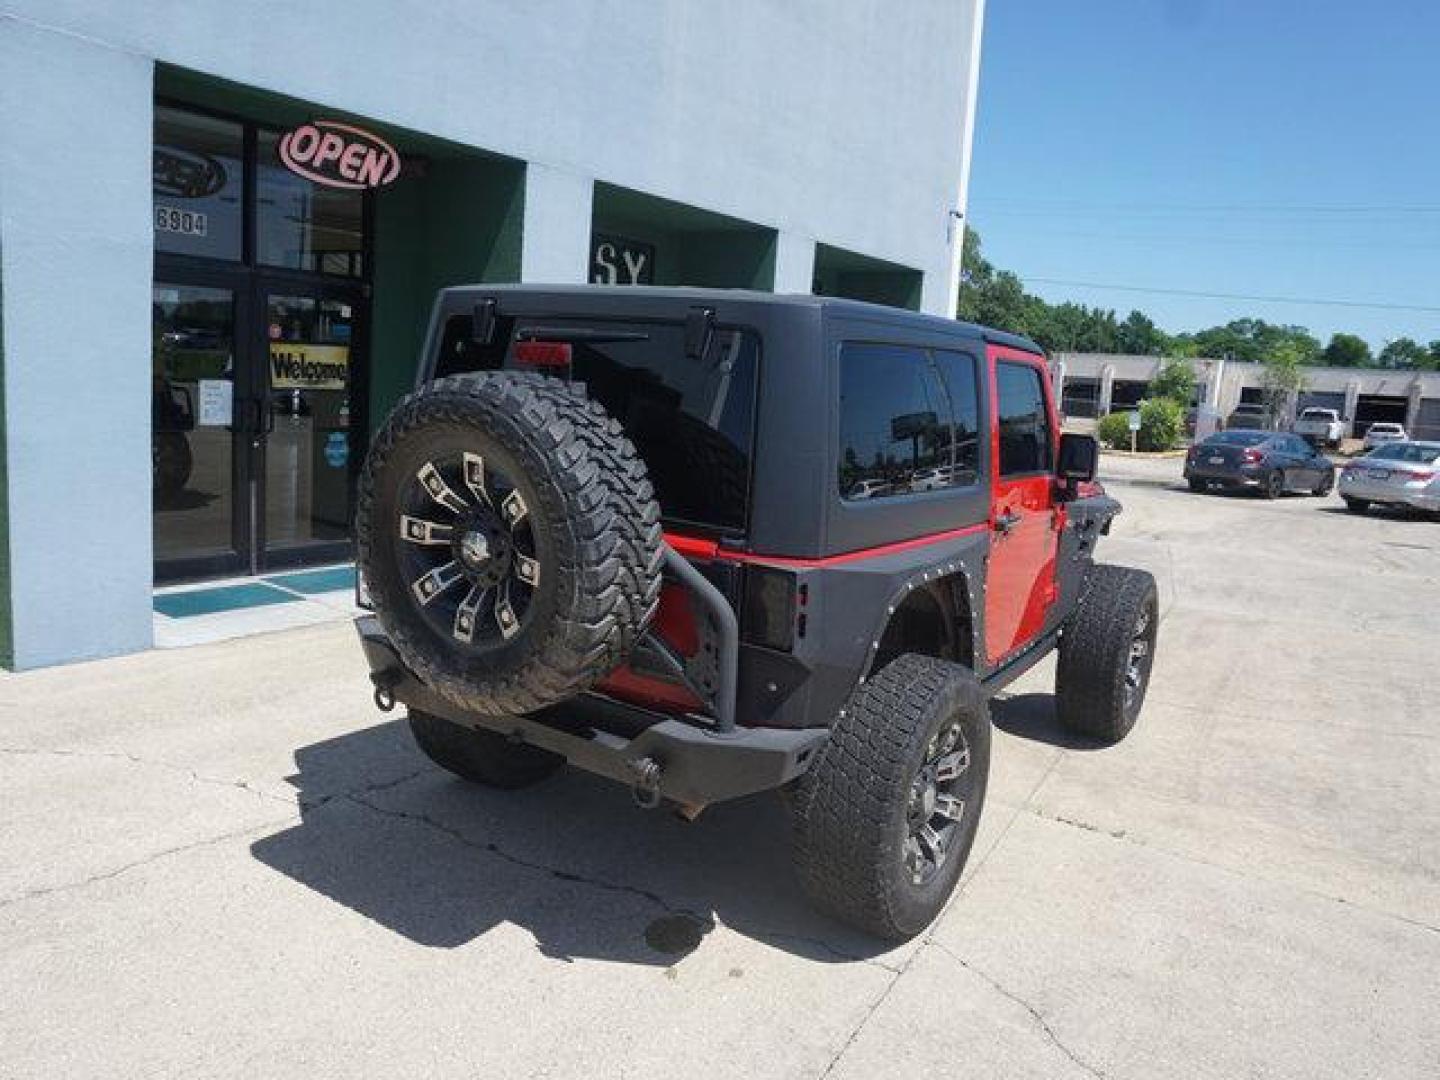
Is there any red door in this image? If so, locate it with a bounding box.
[984,348,1062,664]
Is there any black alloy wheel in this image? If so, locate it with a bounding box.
[397,451,540,651]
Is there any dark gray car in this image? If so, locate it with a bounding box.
[1184,429,1335,499]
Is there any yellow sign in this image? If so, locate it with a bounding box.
[269,343,348,390]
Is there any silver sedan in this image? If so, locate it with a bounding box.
[1338,441,1440,515]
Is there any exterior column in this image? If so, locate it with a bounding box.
[1098,364,1116,416]
[771,231,816,296]
[0,22,154,667]
[520,163,593,284]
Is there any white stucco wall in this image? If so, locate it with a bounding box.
[0,18,155,666]
[1,0,983,310]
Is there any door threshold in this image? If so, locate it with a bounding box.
[153,562,358,649]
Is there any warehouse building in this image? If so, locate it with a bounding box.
[0,1,987,667]
[1054,353,1440,441]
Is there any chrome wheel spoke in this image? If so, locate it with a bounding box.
[411,560,465,606]
[494,582,520,639]
[934,748,970,783]
[500,489,529,529]
[453,582,489,643]
[934,794,965,822]
[462,453,493,508]
[917,823,948,865]
[416,462,470,515]
[513,552,540,587]
[399,515,453,545]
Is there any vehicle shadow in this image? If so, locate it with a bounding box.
[250,719,890,966]
[991,693,1106,750]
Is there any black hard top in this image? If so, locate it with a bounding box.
[436,283,1044,356]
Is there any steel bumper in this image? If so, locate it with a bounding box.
[357,616,829,809]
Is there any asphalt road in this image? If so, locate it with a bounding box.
[2,456,1437,1078]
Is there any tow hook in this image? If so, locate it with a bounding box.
[629,756,663,810]
[370,670,400,713]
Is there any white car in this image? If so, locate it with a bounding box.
[1363,422,1408,451]
[1338,441,1440,515]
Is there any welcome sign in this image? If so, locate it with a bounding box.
[270,343,349,390]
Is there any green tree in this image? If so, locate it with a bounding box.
[1320,333,1372,368]
[1149,357,1196,406]
[1259,340,1309,418]
[1427,342,1440,371]
[1190,319,1320,365]
[1377,338,1427,369]
[1115,310,1171,355]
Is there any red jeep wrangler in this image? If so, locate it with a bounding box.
[356,286,1157,940]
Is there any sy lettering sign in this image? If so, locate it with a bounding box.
[279,121,401,191]
[591,234,656,285]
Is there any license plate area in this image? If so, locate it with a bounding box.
[1367,469,1390,480]
[1208,456,1225,465]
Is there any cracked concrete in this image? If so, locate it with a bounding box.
[1,457,1438,1079]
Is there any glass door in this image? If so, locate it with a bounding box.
[257,284,363,570]
[152,281,252,581]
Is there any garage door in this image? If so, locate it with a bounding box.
[1353,395,1409,437]
[1414,398,1440,442]
[1297,391,1345,416]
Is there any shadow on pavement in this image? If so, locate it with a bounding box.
[251,719,890,966]
[991,693,1105,751]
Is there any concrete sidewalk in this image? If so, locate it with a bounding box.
[1,479,1437,1078]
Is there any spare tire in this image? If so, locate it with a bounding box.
[357,371,664,717]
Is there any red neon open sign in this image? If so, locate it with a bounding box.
[278,120,401,190]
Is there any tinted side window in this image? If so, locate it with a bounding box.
[996,361,1052,476]
[838,344,979,500]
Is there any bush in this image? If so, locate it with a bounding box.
[1097,411,1132,450]
[1137,398,1183,451]
[1097,399,1184,452]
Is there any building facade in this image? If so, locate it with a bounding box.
[0,1,987,667]
[1054,353,1440,440]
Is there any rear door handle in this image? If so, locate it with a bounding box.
[994,509,1022,535]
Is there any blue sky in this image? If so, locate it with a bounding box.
[967,0,1440,349]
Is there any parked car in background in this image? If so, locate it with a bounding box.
[1338,441,1440,516]
[1184,430,1335,499]
[1293,407,1346,449]
[1226,402,1276,431]
[1362,422,1408,451]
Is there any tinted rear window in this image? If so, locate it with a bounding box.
[1205,431,1269,447]
[511,318,758,533]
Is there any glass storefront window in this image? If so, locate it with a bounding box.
[154,107,244,261]
[152,284,237,561]
[257,131,365,277]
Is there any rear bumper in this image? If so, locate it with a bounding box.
[357,616,828,808]
[1338,475,1440,510]
[1184,464,1265,486]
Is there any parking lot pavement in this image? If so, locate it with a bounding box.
[2,465,1437,1079]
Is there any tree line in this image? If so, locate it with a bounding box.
[955,229,1440,371]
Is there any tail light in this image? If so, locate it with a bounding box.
[1404,471,1435,483]
[513,340,572,368]
[742,566,798,652]
[1241,447,1264,464]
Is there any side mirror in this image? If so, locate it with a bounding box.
[1057,433,1099,483]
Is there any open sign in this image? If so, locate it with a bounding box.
[278,120,401,190]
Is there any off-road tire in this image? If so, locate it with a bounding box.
[790,655,991,941]
[1261,469,1284,499]
[1312,469,1334,496]
[358,371,664,717]
[1056,564,1159,743]
[1344,496,1370,515]
[408,709,563,788]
